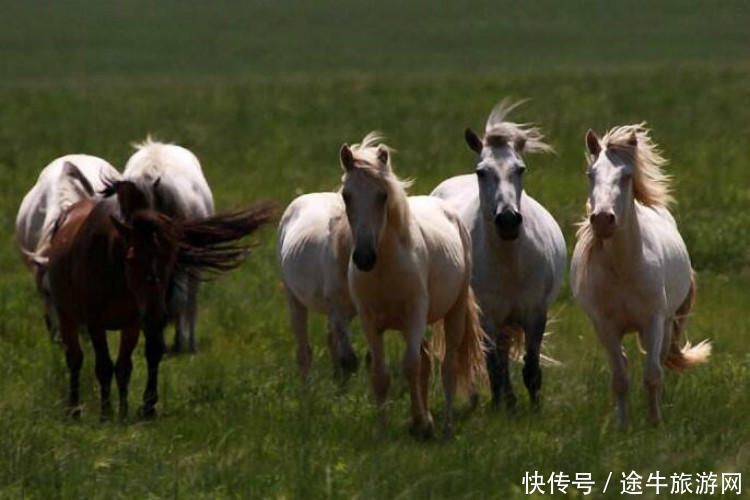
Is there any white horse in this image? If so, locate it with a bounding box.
[16,154,120,338]
[571,123,711,425]
[123,137,215,353]
[277,192,358,381]
[341,133,486,438]
[432,100,566,409]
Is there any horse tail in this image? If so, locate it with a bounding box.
[455,286,489,394]
[664,271,711,372]
[178,200,278,275]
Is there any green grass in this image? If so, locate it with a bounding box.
[1,1,750,498]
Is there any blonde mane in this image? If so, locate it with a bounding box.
[601,122,673,208]
[484,99,554,154]
[345,131,413,241]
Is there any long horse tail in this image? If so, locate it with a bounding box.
[664,271,712,372]
[178,200,278,275]
[431,287,489,394]
[457,286,489,392]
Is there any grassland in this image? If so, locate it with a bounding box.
[1,1,749,498]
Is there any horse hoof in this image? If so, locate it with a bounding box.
[137,405,157,420]
[409,420,434,440]
[100,409,113,422]
[340,353,359,375]
[67,406,82,419]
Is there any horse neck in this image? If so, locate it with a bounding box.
[598,199,642,269]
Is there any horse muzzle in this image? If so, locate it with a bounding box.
[590,211,616,239]
[494,209,523,240]
[352,247,377,272]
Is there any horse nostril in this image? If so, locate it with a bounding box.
[495,210,522,229]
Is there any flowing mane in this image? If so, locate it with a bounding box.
[346,131,413,240]
[483,99,554,154]
[601,122,673,208]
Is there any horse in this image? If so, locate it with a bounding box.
[45,178,275,420]
[16,154,121,339]
[123,137,215,353]
[570,123,711,426]
[431,100,566,409]
[340,132,486,438]
[277,192,358,382]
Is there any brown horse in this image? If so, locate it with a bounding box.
[45,179,275,420]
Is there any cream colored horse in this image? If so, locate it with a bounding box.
[277,192,358,381]
[432,100,566,409]
[341,133,486,438]
[571,123,711,426]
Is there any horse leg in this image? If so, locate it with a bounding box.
[186,274,200,353]
[484,317,515,410]
[139,324,166,419]
[419,339,433,421]
[61,317,83,418]
[641,315,665,424]
[441,298,470,439]
[115,327,140,420]
[361,318,389,427]
[327,311,358,382]
[88,327,114,421]
[522,313,547,408]
[402,312,431,439]
[285,288,311,383]
[595,319,629,427]
[170,272,188,353]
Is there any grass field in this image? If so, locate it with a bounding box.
[1,1,750,498]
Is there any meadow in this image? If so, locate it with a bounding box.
[1,1,749,498]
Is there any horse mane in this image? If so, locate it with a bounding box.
[484,99,554,154]
[347,131,414,241]
[601,122,673,208]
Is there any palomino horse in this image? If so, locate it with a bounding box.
[16,154,121,339]
[277,192,358,381]
[45,179,274,419]
[432,100,566,409]
[571,123,711,425]
[123,137,215,353]
[341,133,486,438]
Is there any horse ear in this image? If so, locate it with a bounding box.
[109,214,132,238]
[627,131,638,147]
[465,128,483,154]
[376,145,389,166]
[62,161,95,197]
[115,182,150,221]
[514,136,527,152]
[585,129,601,157]
[340,144,355,171]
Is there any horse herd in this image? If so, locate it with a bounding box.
[15,100,711,437]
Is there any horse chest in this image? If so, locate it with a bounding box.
[583,267,656,331]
